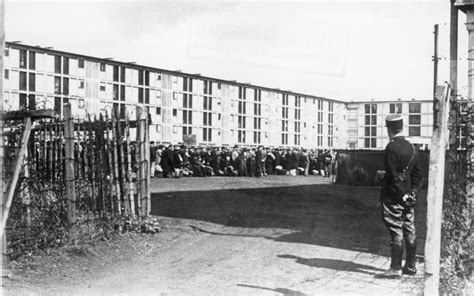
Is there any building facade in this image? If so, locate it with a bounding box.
[345,99,434,150]
[2,42,433,150]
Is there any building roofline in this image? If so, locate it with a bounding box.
[6,41,347,104]
[347,99,432,104]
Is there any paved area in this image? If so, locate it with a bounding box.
[3,175,424,295]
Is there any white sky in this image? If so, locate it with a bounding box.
[4,0,469,101]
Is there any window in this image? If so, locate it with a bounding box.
[138,88,143,103]
[409,115,421,125]
[120,85,126,101]
[145,89,150,104]
[19,50,27,68]
[29,73,35,92]
[409,126,421,137]
[54,97,61,115]
[63,77,69,95]
[113,84,119,100]
[145,71,150,86]
[100,83,106,91]
[203,127,212,142]
[238,130,246,143]
[113,65,119,82]
[389,103,402,114]
[28,51,35,70]
[4,69,9,79]
[79,80,85,89]
[364,103,377,148]
[100,63,106,72]
[55,76,62,94]
[28,95,35,110]
[120,66,126,83]
[54,55,61,73]
[156,107,161,115]
[78,59,85,68]
[173,109,177,116]
[63,57,69,74]
[19,72,27,91]
[4,48,9,56]
[409,103,421,113]
[19,93,27,109]
[182,110,193,124]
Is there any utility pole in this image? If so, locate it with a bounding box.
[433,24,439,98]
[1,0,7,279]
[449,0,459,150]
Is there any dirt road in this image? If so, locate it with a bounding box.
[3,176,424,295]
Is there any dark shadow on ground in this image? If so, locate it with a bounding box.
[277,254,384,275]
[151,184,426,258]
[237,284,309,296]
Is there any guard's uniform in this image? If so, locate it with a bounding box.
[380,115,423,275]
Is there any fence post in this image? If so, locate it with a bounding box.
[64,104,76,235]
[144,107,150,216]
[424,85,450,295]
[125,114,134,217]
[111,110,121,214]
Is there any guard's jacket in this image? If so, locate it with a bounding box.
[380,136,423,203]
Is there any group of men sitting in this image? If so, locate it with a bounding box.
[150,143,337,179]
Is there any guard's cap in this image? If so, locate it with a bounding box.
[385,114,403,129]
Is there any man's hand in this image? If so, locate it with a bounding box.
[402,191,417,206]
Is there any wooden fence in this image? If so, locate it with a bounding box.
[3,104,151,235]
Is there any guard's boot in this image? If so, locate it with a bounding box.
[378,241,403,278]
[402,239,417,276]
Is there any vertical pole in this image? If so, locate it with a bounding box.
[105,112,115,214]
[97,115,106,214]
[87,114,96,213]
[116,112,127,215]
[136,107,143,217]
[22,148,30,225]
[144,107,150,216]
[424,86,450,295]
[465,8,474,279]
[433,24,439,98]
[111,110,121,214]
[64,104,76,235]
[0,0,6,278]
[125,114,134,216]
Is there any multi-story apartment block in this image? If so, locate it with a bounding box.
[345,99,434,150]
[2,42,434,150]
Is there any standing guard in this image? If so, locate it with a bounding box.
[379,114,423,278]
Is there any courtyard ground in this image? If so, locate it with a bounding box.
[3,175,425,295]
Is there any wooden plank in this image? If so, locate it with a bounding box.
[424,85,450,295]
[1,110,56,121]
[87,114,96,213]
[125,114,134,216]
[135,107,142,217]
[116,109,127,215]
[111,110,121,214]
[1,117,32,237]
[97,114,106,214]
[144,107,151,216]
[63,104,76,232]
[105,112,115,214]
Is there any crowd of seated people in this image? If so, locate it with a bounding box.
[149,143,338,180]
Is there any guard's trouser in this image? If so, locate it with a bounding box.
[381,201,417,269]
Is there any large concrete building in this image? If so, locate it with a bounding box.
[3,42,434,150]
